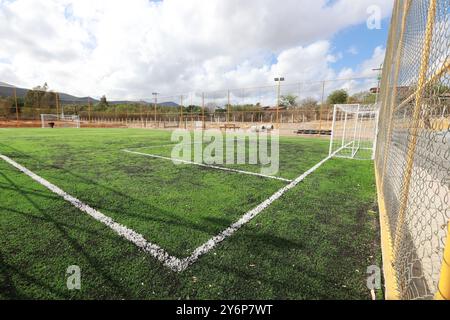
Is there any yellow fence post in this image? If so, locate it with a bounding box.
[436,223,450,300]
[202,92,205,130]
[14,87,19,126]
[381,0,411,188]
[393,0,437,258]
[180,95,184,129]
[88,97,92,123]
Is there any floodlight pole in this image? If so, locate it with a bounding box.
[275,77,285,129]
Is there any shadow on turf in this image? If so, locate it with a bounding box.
[189,230,366,300]
[0,169,137,299]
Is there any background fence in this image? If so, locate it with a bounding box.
[0,76,377,135]
[375,0,450,300]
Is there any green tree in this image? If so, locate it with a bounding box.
[24,83,55,109]
[300,97,318,109]
[327,89,349,105]
[96,95,109,111]
[280,94,298,108]
[348,91,376,104]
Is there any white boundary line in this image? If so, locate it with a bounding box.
[0,147,340,272]
[0,154,185,272]
[123,149,293,183]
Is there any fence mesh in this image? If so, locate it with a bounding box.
[376,0,450,299]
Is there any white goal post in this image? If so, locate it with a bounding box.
[329,104,379,160]
[41,114,81,128]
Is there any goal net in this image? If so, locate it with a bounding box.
[41,114,80,128]
[329,104,379,160]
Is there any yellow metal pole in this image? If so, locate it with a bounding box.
[88,97,92,123]
[227,90,230,124]
[436,223,450,300]
[319,81,325,135]
[394,0,437,257]
[375,165,400,300]
[180,95,184,129]
[202,92,205,129]
[14,87,19,125]
[55,92,60,117]
[154,95,157,125]
[381,0,411,188]
[276,80,281,129]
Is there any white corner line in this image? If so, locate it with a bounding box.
[0,154,186,272]
[123,149,293,183]
[178,151,338,270]
[0,146,340,272]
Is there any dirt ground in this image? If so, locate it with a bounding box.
[0,119,333,137]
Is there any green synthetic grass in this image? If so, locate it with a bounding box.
[0,128,380,299]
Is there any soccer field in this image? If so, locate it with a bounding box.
[0,128,379,299]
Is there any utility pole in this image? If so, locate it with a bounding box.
[319,80,326,135]
[227,90,231,123]
[202,92,205,129]
[88,97,92,123]
[372,65,383,104]
[152,92,158,126]
[180,95,184,129]
[14,87,19,125]
[55,92,60,117]
[274,77,285,129]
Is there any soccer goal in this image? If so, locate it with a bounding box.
[328,104,379,160]
[41,114,81,128]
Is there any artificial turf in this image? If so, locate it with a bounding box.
[0,128,380,299]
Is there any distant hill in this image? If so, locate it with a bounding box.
[158,101,180,107]
[0,82,179,107]
[0,82,99,104]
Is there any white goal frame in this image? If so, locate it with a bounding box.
[41,114,81,128]
[328,104,379,160]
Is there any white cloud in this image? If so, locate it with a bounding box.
[0,0,392,100]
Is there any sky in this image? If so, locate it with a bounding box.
[0,0,393,101]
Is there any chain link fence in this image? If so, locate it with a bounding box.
[376,0,450,300]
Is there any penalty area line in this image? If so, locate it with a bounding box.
[123,149,293,183]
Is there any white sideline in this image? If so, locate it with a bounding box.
[0,148,338,272]
[123,149,293,183]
